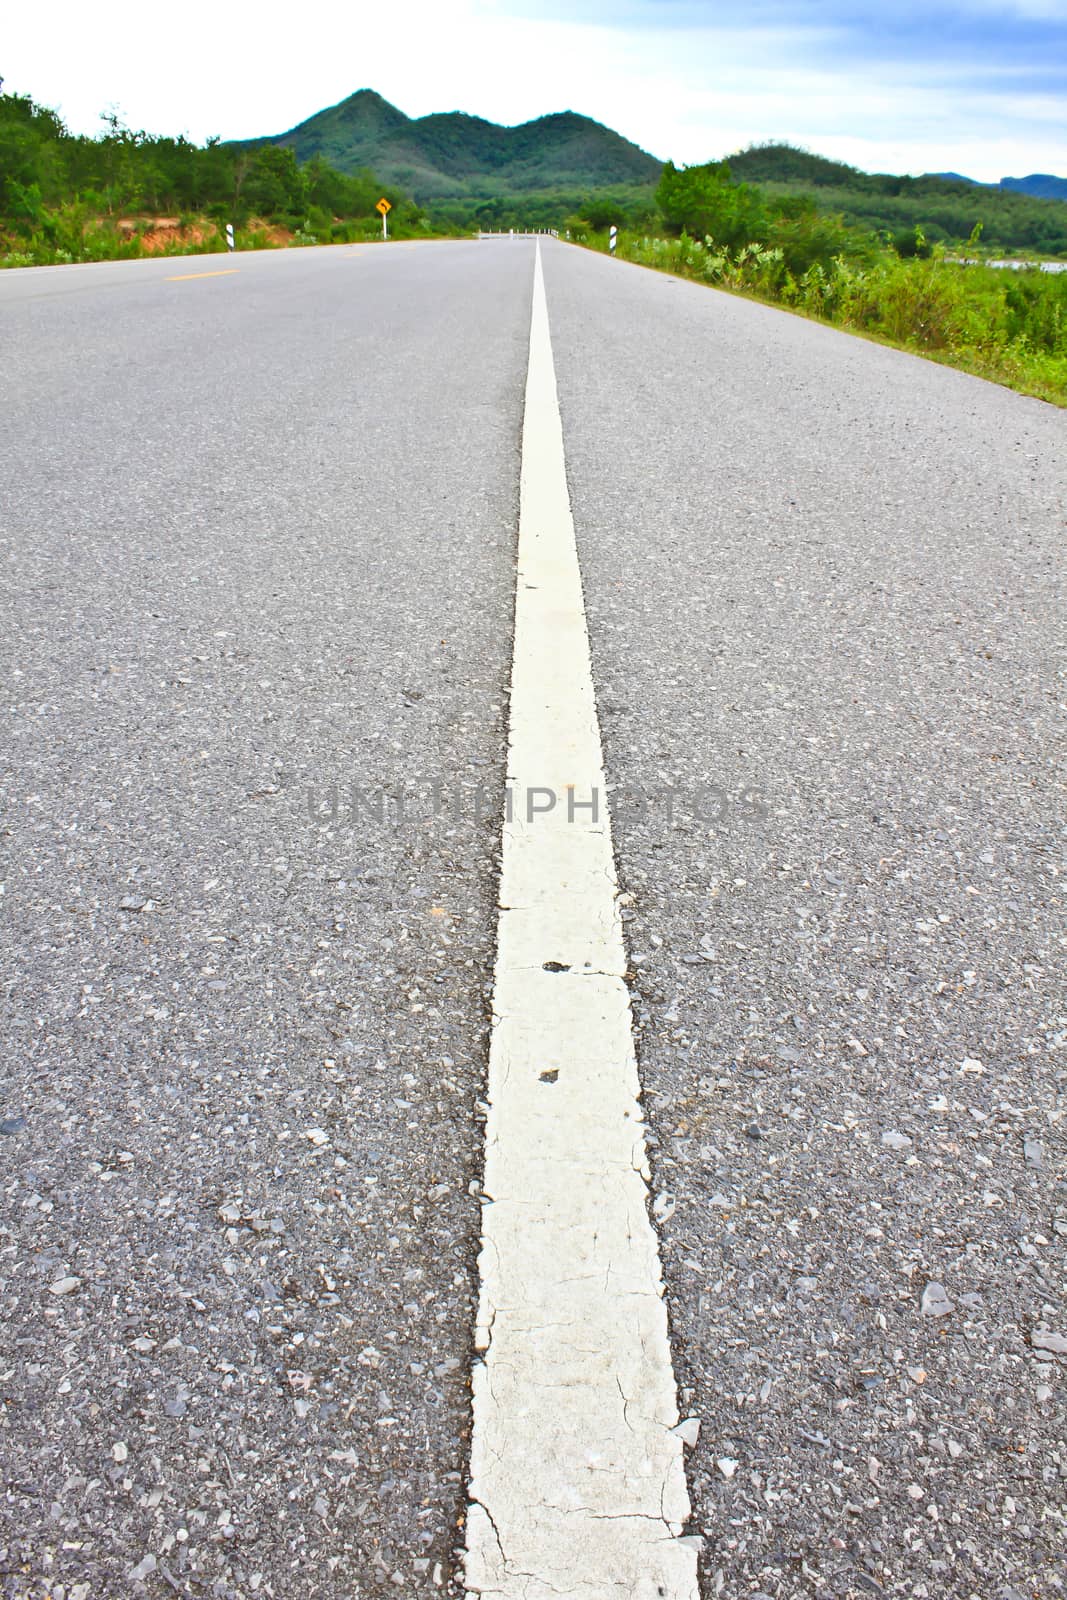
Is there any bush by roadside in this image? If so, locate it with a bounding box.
[582,229,1067,407]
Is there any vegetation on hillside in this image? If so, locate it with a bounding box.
[242,89,663,199]
[725,144,1067,257]
[236,91,1067,259]
[0,90,432,265]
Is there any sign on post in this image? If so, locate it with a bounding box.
[376,197,392,241]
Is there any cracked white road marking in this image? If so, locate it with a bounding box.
[464,246,700,1599]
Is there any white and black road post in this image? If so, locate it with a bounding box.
[609,224,618,257]
[225,223,235,253]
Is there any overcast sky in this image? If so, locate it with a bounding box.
[6,0,1067,181]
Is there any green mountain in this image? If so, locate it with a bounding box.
[230,89,663,200]
[725,144,1067,256]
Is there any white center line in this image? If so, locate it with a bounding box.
[464,245,700,1599]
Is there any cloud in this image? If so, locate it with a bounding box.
[488,0,1067,96]
[4,0,1066,183]
[482,0,1067,177]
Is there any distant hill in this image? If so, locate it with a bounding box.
[222,99,1067,252]
[933,171,1067,200]
[1000,174,1067,201]
[230,89,663,199]
[731,146,1066,200]
[726,144,1067,256]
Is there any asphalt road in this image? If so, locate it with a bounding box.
[542,244,1066,1600]
[2,239,1064,1600]
[1,242,530,1599]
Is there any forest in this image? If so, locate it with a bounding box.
[0,90,431,263]
[725,144,1067,257]
[6,89,1067,266]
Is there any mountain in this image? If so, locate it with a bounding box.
[723,144,1067,255]
[730,146,1066,201]
[1000,174,1067,201]
[233,90,663,199]
[930,171,1067,200]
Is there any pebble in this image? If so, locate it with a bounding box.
[881,1130,912,1151]
[672,1416,701,1447]
[0,1116,26,1135]
[49,1277,81,1297]
[1030,1330,1067,1356]
[1023,1137,1044,1170]
[717,1457,740,1478]
[921,1281,953,1318]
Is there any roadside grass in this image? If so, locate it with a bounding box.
[0,213,465,269]
[581,230,1067,407]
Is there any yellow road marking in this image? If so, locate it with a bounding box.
[166,269,239,281]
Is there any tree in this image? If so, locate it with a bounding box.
[655,159,767,249]
[242,145,309,217]
[584,196,620,231]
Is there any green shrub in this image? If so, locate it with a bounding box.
[590,229,1065,404]
[1004,272,1067,354]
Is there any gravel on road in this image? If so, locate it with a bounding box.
[543,239,1066,1600]
[0,242,531,1599]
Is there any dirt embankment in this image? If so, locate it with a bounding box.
[116,216,293,251]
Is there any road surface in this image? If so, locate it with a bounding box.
[1,239,1063,1600]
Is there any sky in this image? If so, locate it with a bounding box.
[5,0,1067,181]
